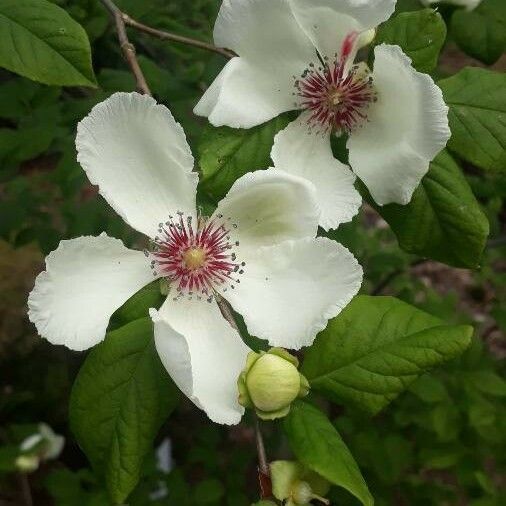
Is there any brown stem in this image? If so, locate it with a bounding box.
[255,417,273,499]
[255,417,269,475]
[18,474,33,506]
[99,0,151,95]
[122,14,235,59]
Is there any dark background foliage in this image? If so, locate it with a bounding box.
[0,0,505,505]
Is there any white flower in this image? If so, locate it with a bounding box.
[194,0,451,229]
[17,423,65,471]
[421,0,482,11]
[28,92,363,425]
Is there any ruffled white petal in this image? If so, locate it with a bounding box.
[151,297,250,425]
[211,170,319,254]
[347,44,450,205]
[271,115,361,231]
[222,237,363,350]
[194,57,297,128]
[213,0,311,60]
[28,234,153,351]
[195,0,317,128]
[76,92,198,239]
[289,0,396,59]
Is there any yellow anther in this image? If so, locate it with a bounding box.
[183,247,206,270]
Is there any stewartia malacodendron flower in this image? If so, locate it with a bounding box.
[16,423,64,472]
[195,0,451,230]
[28,92,363,425]
[238,348,309,420]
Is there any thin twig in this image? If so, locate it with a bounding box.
[17,474,33,506]
[99,0,151,95]
[122,14,235,59]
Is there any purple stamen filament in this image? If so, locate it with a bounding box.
[148,213,243,299]
[295,32,377,134]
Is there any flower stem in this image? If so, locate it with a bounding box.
[255,417,273,499]
[18,474,33,506]
[255,417,269,475]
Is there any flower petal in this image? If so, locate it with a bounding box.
[289,0,396,59]
[76,92,198,239]
[222,237,363,350]
[211,170,319,253]
[214,0,311,60]
[151,297,250,425]
[28,234,153,351]
[195,0,316,128]
[271,115,362,231]
[194,57,297,129]
[347,44,450,205]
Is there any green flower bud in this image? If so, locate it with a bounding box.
[237,348,309,420]
[270,461,330,506]
[292,481,314,504]
[15,455,39,473]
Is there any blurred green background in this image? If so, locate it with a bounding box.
[0,0,505,505]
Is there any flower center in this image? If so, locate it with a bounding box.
[146,212,244,300]
[294,32,377,134]
[183,247,206,270]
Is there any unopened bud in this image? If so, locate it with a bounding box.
[358,28,376,48]
[237,348,309,420]
[15,455,39,473]
[270,461,330,506]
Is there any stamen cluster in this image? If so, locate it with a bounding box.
[295,56,377,134]
[147,212,244,300]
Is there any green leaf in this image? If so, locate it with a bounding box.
[44,469,110,506]
[193,479,225,504]
[439,67,506,172]
[419,446,465,470]
[465,371,506,397]
[302,295,472,415]
[109,281,164,330]
[409,374,448,403]
[0,445,19,472]
[0,126,57,169]
[283,401,373,506]
[451,0,506,65]
[0,0,96,87]
[375,9,446,72]
[69,318,179,504]
[198,115,291,201]
[364,150,489,268]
